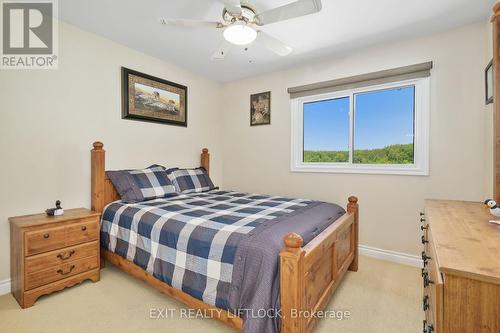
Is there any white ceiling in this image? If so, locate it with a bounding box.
[59,0,495,82]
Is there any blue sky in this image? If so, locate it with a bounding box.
[303,86,415,151]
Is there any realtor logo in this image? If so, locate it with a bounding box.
[1,0,58,69]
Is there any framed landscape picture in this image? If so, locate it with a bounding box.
[250,91,271,126]
[122,67,187,126]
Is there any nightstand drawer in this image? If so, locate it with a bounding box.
[24,218,99,256]
[25,226,66,256]
[26,241,98,274]
[65,218,98,246]
[25,256,98,290]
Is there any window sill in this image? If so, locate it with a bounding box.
[290,163,429,176]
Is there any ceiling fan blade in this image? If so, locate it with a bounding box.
[211,41,232,60]
[220,0,242,15]
[159,18,221,28]
[255,31,292,56]
[255,0,322,26]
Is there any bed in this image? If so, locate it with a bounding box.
[90,142,359,333]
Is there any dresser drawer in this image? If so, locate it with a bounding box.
[26,241,98,274]
[25,256,98,290]
[25,226,66,256]
[24,217,99,256]
[65,218,98,247]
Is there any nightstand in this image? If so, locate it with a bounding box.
[9,208,101,308]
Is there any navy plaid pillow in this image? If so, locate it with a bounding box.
[129,165,177,200]
[107,165,177,203]
[167,168,216,194]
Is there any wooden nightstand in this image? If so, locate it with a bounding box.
[9,208,101,308]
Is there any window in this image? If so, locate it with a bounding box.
[291,78,429,175]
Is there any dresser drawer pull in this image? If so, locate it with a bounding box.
[420,225,428,231]
[423,320,434,333]
[43,233,50,239]
[421,235,429,244]
[420,218,426,223]
[57,250,75,260]
[81,226,87,231]
[420,212,425,217]
[423,272,434,288]
[57,265,76,276]
[422,251,431,266]
[423,295,429,311]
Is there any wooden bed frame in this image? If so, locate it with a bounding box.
[90,141,359,333]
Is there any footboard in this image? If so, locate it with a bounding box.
[280,196,359,333]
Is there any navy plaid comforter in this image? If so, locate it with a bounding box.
[100,190,311,309]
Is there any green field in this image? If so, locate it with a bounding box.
[304,143,414,164]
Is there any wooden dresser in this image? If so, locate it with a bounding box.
[421,200,500,333]
[9,208,101,308]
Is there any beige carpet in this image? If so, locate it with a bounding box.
[0,256,422,333]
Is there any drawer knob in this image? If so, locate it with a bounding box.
[420,218,426,223]
[57,250,75,260]
[57,265,76,276]
[421,235,429,244]
[423,295,429,311]
[420,225,428,231]
[420,212,425,217]
[81,226,87,231]
[43,233,50,239]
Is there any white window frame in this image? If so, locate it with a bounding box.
[291,77,430,176]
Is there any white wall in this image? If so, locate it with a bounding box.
[0,19,493,284]
[0,22,224,281]
[220,21,492,256]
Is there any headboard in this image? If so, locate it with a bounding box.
[90,141,210,214]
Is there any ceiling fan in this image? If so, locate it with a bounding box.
[159,0,322,60]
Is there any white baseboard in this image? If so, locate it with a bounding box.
[359,245,423,267]
[0,278,11,296]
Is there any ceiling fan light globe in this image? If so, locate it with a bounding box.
[223,24,257,45]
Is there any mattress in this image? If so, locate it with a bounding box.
[100,189,345,333]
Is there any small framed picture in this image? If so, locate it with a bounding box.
[485,59,493,105]
[250,91,271,126]
[122,67,187,127]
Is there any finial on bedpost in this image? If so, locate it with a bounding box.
[493,2,500,21]
[284,233,303,253]
[347,196,358,214]
[93,141,104,150]
[201,148,210,175]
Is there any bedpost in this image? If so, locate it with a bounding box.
[91,141,105,214]
[280,233,305,333]
[201,148,210,175]
[347,196,359,272]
